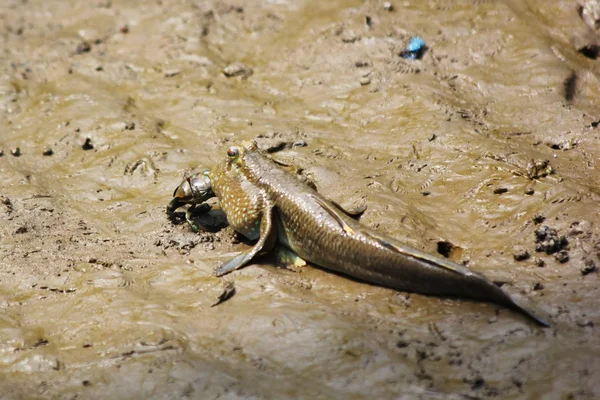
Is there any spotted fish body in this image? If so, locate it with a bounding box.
[210,160,263,240]
[209,141,551,326]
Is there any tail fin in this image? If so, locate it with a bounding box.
[505,291,552,327]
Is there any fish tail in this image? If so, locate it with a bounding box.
[490,285,552,327]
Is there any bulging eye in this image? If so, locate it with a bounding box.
[227,146,239,158]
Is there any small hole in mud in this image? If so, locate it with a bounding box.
[578,45,600,60]
[436,241,454,258]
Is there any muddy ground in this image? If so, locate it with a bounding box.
[1,0,599,398]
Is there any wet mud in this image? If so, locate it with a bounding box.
[1,0,599,398]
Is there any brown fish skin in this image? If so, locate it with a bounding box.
[209,140,551,326]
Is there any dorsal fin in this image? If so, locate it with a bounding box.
[309,194,356,235]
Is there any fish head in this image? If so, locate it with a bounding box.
[167,170,214,216]
[208,139,264,204]
[170,170,213,203]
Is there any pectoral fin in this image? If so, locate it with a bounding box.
[274,246,307,268]
[215,200,275,277]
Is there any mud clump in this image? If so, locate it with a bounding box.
[581,259,598,275]
[534,225,569,255]
[223,63,253,79]
[526,159,554,179]
[513,246,530,261]
[82,138,94,150]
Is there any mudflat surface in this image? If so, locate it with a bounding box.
[1,0,599,398]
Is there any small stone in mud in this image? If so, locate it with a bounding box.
[76,41,91,54]
[383,1,394,11]
[341,31,360,43]
[43,148,54,156]
[82,380,91,387]
[11,147,21,157]
[124,121,135,130]
[211,281,236,307]
[513,247,530,261]
[554,250,569,263]
[493,187,508,194]
[526,159,554,179]
[120,25,129,34]
[359,76,371,86]
[82,138,94,150]
[524,187,535,195]
[534,257,546,268]
[164,70,181,78]
[581,259,597,275]
[533,214,546,224]
[576,319,594,328]
[532,282,544,291]
[15,226,27,234]
[223,63,253,78]
[293,140,307,148]
[1,196,13,214]
[534,225,568,254]
[0,149,4,156]
[421,191,431,196]
[355,60,369,68]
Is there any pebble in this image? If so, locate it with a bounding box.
[532,282,544,291]
[359,76,372,86]
[292,140,307,148]
[513,247,530,261]
[554,250,569,263]
[76,41,91,54]
[223,63,253,78]
[581,259,597,275]
[534,258,546,268]
[576,319,594,328]
[534,225,568,254]
[43,148,54,156]
[82,138,94,150]
[11,147,21,157]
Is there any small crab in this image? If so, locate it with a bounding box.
[166,170,215,232]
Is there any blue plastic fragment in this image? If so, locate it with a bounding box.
[401,36,426,60]
[407,37,425,52]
